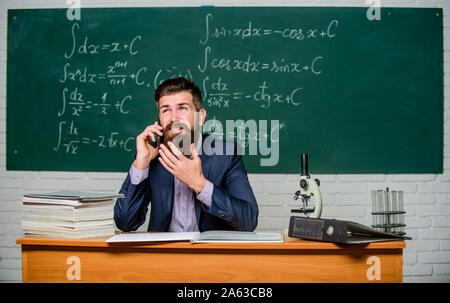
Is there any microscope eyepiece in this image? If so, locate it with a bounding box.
[301,153,309,176]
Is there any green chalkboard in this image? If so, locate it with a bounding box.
[7,7,443,173]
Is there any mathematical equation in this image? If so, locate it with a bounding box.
[64,23,141,59]
[200,13,338,44]
[59,61,151,87]
[58,88,132,117]
[53,120,134,155]
[202,76,302,109]
[198,46,324,75]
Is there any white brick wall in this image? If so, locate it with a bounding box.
[0,0,449,283]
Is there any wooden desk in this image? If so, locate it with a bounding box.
[16,235,405,283]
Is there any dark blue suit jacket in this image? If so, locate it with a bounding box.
[114,136,258,232]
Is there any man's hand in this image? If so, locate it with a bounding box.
[158,142,206,194]
[134,122,163,170]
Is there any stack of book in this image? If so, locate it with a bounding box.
[22,191,123,239]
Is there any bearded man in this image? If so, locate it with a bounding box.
[114,77,259,232]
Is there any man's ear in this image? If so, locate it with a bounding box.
[197,108,207,126]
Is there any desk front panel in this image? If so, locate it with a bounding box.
[21,245,402,283]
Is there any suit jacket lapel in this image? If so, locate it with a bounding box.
[194,136,212,229]
[198,133,212,180]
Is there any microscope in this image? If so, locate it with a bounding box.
[291,154,322,219]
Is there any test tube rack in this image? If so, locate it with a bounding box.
[370,188,406,236]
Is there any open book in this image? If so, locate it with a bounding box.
[106,230,283,244]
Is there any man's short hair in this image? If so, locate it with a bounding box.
[154,77,203,111]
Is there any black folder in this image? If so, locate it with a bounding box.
[288,216,411,244]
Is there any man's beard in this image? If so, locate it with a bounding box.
[159,120,195,156]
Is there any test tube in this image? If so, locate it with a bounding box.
[398,191,405,233]
[376,190,385,231]
[385,188,392,232]
[391,190,399,233]
[384,188,391,212]
[371,190,377,227]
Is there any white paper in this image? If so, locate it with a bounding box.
[106,232,200,243]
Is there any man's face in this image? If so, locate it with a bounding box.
[158,91,206,152]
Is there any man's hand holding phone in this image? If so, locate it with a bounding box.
[133,122,163,170]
